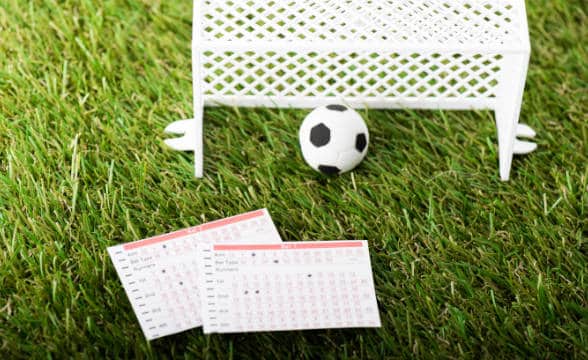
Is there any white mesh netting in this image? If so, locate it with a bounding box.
[202,51,503,100]
[196,0,527,106]
[201,0,526,45]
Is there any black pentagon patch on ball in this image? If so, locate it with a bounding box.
[326,104,348,112]
[355,133,367,152]
[318,165,340,175]
[310,123,331,147]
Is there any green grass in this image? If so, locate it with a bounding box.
[0,0,586,358]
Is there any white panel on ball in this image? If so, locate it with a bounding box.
[165,0,536,180]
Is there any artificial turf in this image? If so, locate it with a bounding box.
[0,0,586,358]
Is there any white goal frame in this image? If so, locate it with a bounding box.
[165,0,537,180]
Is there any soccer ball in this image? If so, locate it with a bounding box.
[299,104,369,175]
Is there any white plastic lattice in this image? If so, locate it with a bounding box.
[202,51,503,105]
[165,0,536,180]
[201,0,526,44]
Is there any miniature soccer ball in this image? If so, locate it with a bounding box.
[299,104,369,175]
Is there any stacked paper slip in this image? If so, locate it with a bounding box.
[108,209,380,340]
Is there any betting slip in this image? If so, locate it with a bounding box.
[108,209,282,340]
[198,240,381,334]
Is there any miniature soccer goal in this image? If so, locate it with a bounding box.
[165,0,537,181]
